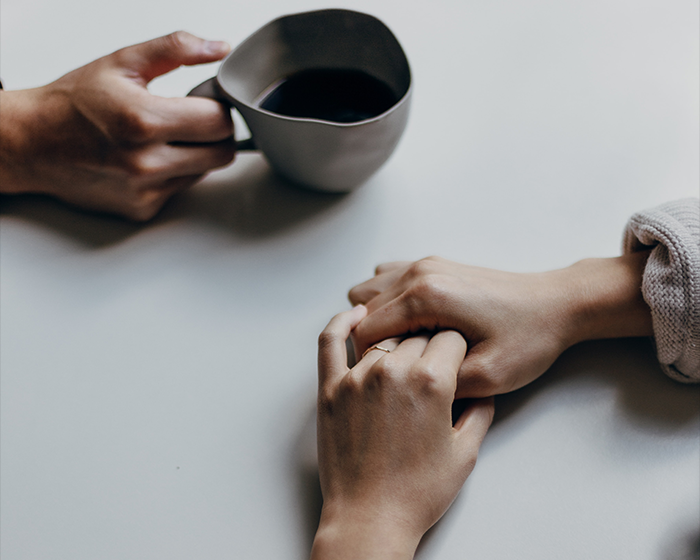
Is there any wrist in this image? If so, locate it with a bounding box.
[311,505,421,560]
[0,85,78,197]
[556,252,653,346]
[0,88,46,194]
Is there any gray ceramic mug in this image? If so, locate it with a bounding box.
[188,9,411,192]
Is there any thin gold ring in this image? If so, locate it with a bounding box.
[362,345,392,358]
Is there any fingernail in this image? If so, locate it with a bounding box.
[352,304,368,319]
[204,40,230,56]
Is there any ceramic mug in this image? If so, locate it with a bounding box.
[188,9,412,192]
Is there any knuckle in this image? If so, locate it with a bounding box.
[122,150,164,178]
[423,274,456,303]
[409,363,445,395]
[367,355,401,385]
[406,275,446,309]
[412,275,440,297]
[317,329,340,351]
[407,259,436,279]
[317,388,336,415]
[116,108,160,143]
[340,370,365,395]
[126,194,164,222]
[462,454,479,476]
[463,354,501,395]
[412,256,444,273]
[166,30,192,51]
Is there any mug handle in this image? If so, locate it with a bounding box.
[187,77,257,152]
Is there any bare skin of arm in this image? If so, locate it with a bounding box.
[349,252,653,398]
[0,31,235,221]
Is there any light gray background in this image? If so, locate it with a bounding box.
[1,1,698,558]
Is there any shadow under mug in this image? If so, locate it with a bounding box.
[188,9,412,192]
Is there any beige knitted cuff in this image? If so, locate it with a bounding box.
[623,198,700,382]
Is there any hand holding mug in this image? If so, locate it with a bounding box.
[0,31,235,221]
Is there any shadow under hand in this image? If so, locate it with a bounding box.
[492,337,700,431]
[164,155,348,239]
[1,155,348,248]
[294,404,323,556]
[664,529,700,560]
[0,193,143,248]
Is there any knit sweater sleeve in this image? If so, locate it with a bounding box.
[622,198,700,382]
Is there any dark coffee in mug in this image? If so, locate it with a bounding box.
[257,68,398,123]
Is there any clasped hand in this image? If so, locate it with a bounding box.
[313,305,493,559]
[349,257,575,397]
[349,253,652,398]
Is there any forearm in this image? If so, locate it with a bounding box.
[0,86,67,196]
[556,250,653,347]
[0,89,36,194]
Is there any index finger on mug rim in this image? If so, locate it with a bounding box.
[318,306,368,387]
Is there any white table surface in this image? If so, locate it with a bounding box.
[2,1,699,558]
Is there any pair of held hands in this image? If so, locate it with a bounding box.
[314,254,652,558]
[1,30,655,558]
